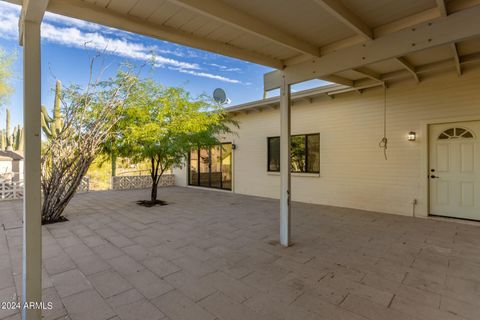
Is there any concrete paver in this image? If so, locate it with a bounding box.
[1,187,479,320]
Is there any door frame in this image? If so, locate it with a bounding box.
[187,142,233,191]
[421,115,480,218]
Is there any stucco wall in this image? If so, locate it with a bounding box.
[12,160,24,181]
[174,164,188,187]
[175,69,480,217]
[0,161,12,176]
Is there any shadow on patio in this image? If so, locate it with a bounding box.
[1,187,479,320]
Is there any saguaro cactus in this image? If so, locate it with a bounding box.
[17,126,24,151]
[0,130,4,150]
[1,111,24,151]
[41,80,64,139]
[5,108,12,151]
[12,125,17,150]
[13,125,23,151]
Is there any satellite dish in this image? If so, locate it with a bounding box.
[213,88,227,104]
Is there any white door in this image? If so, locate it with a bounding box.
[429,121,480,220]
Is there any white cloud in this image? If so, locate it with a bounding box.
[0,4,19,40]
[171,68,242,84]
[40,24,201,70]
[209,63,242,72]
[0,2,197,70]
[45,12,106,32]
[0,1,243,84]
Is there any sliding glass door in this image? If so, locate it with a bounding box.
[199,148,210,187]
[189,149,199,186]
[221,144,232,190]
[210,145,222,188]
[189,143,232,190]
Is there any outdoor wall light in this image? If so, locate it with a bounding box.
[408,131,416,141]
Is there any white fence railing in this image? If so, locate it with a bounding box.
[0,180,24,200]
[78,176,90,193]
[0,174,177,200]
[0,177,90,201]
[112,174,175,190]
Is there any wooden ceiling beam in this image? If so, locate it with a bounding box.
[265,5,480,89]
[168,0,320,58]
[42,0,284,69]
[436,0,463,76]
[353,67,382,82]
[312,0,373,40]
[313,0,418,85]
[320,75,353,87]
[283,0,480,65]
[381,51,480,81]
[395,57,420,83]
[451,43,462,76]
[436,0,448,16]
[233,50,480,114]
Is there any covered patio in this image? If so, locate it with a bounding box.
[5,0,480,318]
[1,187,480,320]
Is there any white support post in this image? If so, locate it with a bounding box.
[279,73,291,247]
[22,20,42,320]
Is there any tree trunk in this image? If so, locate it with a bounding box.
[41,156,93,224]
[150,156,159,203]
[147,156,166,204]
[151,180,158,202]
[111,153,117,177]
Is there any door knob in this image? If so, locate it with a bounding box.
[430,175,439,178]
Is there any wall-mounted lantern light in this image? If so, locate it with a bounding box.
[408,131,416,141]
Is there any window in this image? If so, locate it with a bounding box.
[267,133,320,173]
[438,127,474,140]
[268,137,280,171]
[188,143,232,190]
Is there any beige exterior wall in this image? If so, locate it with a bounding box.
[175,69,480,217]
[0,160,13,177]
[174,163,188,187]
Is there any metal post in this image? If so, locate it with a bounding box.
[279,73,291,247]
[22,19,42,320]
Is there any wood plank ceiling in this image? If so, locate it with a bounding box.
[8,0,480,87]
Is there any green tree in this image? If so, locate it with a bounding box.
[0,130,5,150]
[5,108,11,150]
[0,48,14,105]
[41,65,140,223]
[115,81,237,205]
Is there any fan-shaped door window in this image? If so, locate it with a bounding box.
[438,127,474,140]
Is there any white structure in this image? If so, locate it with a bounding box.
[0,156,13,179]
[0,179,24,200]
[5,0,480,318]
[175,68,480,221]
[0,150,24,181]
[112,174,176,190]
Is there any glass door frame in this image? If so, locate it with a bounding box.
[188,142,232,191]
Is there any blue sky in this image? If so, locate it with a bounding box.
[0,1,325,128]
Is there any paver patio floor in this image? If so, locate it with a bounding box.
[1,187,480,320]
